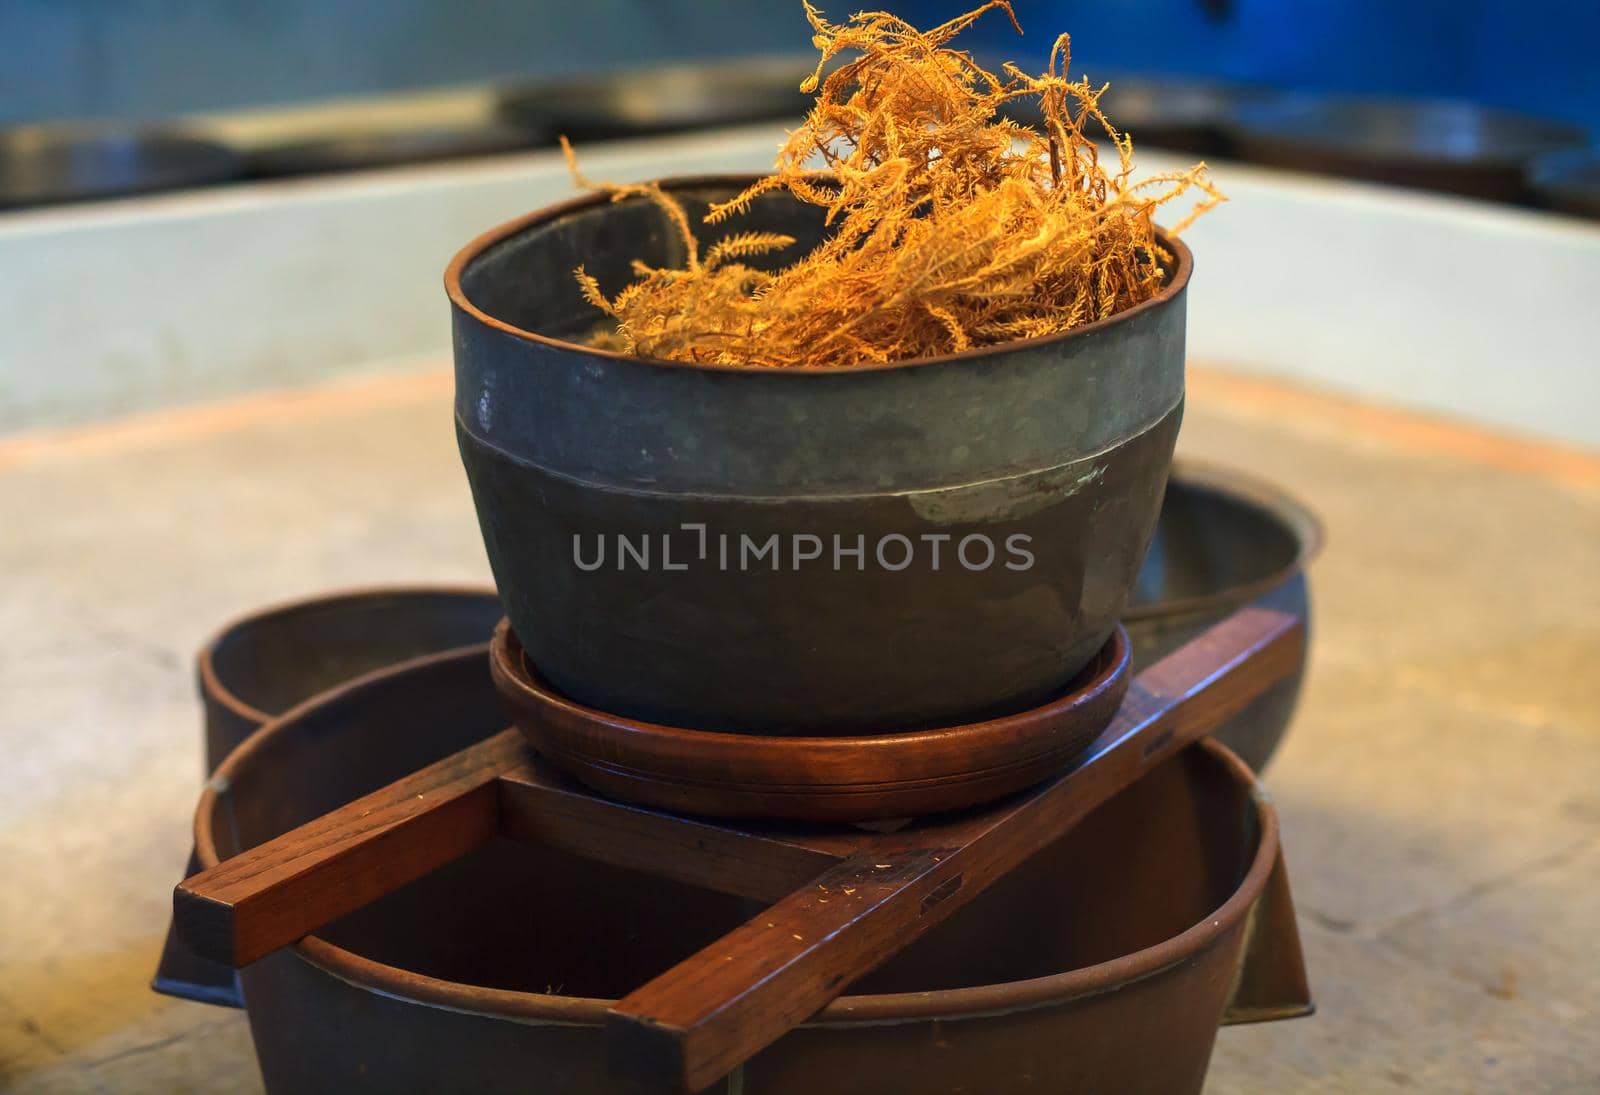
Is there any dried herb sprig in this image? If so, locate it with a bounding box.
[568,1,1223,367]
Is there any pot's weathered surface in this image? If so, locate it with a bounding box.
[1125,462,1322,771]
[194,650,1310,1095]
[448,179,1190,733]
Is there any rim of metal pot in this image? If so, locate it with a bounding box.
[443,173,1193,375]
[194,664,1280,1028]
[1121,458,1323,624]
[196,583,499,727]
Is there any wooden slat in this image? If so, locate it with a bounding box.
[174,729,526,966]
[496,761,849,903]
[606,607,1304,1093]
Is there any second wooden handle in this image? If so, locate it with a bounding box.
[607,606,1305,1093]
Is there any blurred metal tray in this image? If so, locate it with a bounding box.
[999,72,1258,156]
[247,121,544,177]
[1224,94,1588,202]
[0,123,242,208]
[498,54,815,140]
[1529,147,1600,220]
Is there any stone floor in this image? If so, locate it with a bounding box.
[1,366,1596,1093]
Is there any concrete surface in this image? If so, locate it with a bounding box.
[0,364,1596,1093]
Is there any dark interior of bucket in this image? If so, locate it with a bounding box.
[459,184,832,345]
[1129,479,1301,607]
[206,592,503,716]
[211,654,1261,1001]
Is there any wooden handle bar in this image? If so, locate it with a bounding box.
[606,607,1304,1093]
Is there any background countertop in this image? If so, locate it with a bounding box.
[0,362,1595,1093]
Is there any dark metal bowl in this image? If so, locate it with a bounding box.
[1529,147,1600,220]
[497,55,815,140]
[1125,461,1321,771]
[0,123,243,209]
[447,177,1190,735]
[198,585,503,770]
[1224,94,1589,202]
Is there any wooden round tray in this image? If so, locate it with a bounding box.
[489,619,1130,822]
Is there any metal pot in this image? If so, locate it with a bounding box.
[447,178,1189,734]
[188,647,1311,1094]
[1126,461,1322,771]
[196,585,503,770]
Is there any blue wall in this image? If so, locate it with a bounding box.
[2,0,1595,131]
[902,0,1600,129]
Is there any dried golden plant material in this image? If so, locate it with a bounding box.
[568,1,1223,367]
